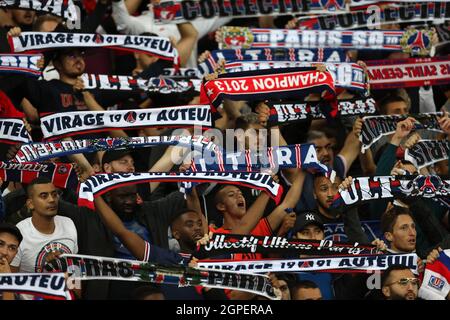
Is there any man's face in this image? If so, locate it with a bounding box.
[274,279,291,300]
[56,50,86,78]
[383,269,418,300]
[295,225,324,241]
[172,212,204,247]
[11,9,35,25]
[0,232,19,264]
[292,287,323,300]
[385,101,408,115]
[311,136,333,165]
[104,155,135,173]
[386,214,417,253]
[313,176,341,211]
[109,185,138,218]
[216,186,246,218]
[27,183,59,217]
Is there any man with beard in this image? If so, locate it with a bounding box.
[93,193,228,300]
[381,265,419,300]
[297,119,362,210]
[312,174,343,223]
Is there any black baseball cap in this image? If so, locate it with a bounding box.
[101,149,132,167]
[0,223,23,243]
[292,211,324,233]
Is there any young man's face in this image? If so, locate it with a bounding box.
[0,232,20,264]
[313,176,340,212]
[172,212,204,248]
[57,50,86,78]
[216,186,246,218]
[385,101,408,115]
[274,279,291,300]
[295,225,324,241]
[27,183,59,217]
[311,136,333,166]
[382,269,418,300]
[104,155,135,173]
[386,214,417,253]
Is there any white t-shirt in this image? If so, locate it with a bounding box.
[11,216,78,273]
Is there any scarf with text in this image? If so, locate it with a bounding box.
[222,61,367,94]
[295,3,450,32]
[0,161,78,189]
[45,254,279,300]
[14,135,219,163]
[203,49,349,69]
[201,67,335,109]
[350,0,449,9]
[40,105,212,140]
[267,97,376,126]
[0,0,78,22]
[162,68,202,78]
[0,118,32,145]
[418,249,450,300]
[360,113,444,153]
[366,56,450,89]
[331,175,450,207]
[0,54,42,76]
[405,140,450,170]
[78,172,283,209]
[9,32,178,64]
[152,0,349,24]
[190,143,328,173]
[197,253,419,274]
[217,27,430,54]
[195,233,378,259]
[81,74,198,93]
[0,273,72,300]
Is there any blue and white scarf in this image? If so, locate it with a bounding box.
[0,54,42,76]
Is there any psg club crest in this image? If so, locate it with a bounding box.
[221,27,254,49]
[92,137,130,150]
[57,164,68,174]
[399,175,450,198]
[153,1,179,22]
[94,34,104,44]
[124,111,137,123]
[400,29,433,56]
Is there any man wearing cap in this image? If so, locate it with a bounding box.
[102,150,135,173]
[292,211,325,241]
[0,222,23,300]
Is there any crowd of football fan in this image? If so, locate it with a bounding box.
[0,0,449,300]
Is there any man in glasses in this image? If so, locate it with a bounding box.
[381,265,419,300]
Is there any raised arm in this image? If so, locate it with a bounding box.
[94,196,147,260]
[266,169,305,231]
[338,118,363,176]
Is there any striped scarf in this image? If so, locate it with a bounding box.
[0,161,78,189]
